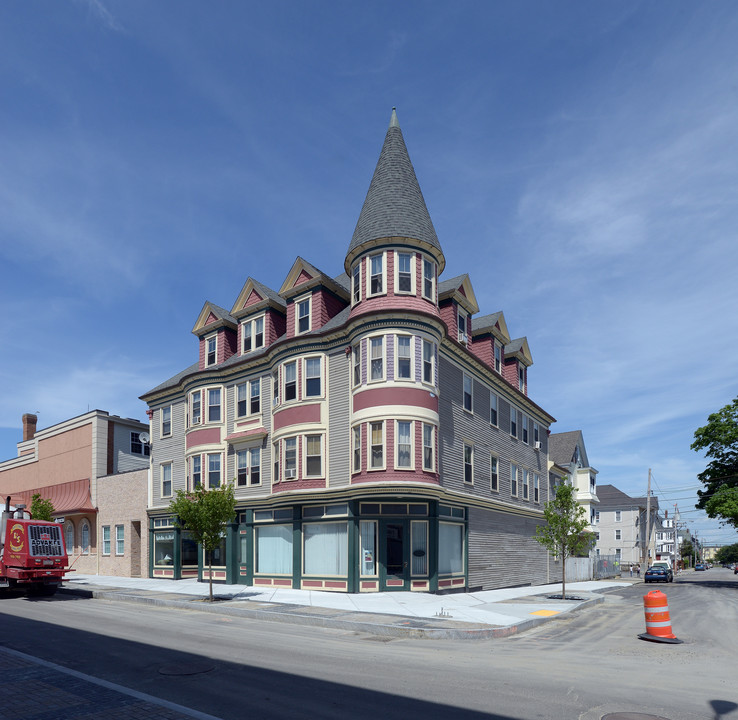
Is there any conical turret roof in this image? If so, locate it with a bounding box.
[346,109,444,271]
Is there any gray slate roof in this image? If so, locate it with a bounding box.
[597,484,658,512]
[348,109,441,257]
[548,430,585,467]
[250,278,286,309]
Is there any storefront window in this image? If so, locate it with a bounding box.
[255,525,293,574]
[439,523,464,575]
[360,521,376,576]
[411,521,428,575]
[154,532,175,566]
[181,532,198,567]
[303,522,347,576]
[204,536,226,567]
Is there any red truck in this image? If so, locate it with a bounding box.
[0,497,71,596]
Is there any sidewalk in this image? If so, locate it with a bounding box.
[61,574,641,640]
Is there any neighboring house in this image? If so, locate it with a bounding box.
[594,484,662,568]
[0,411,150,576]
[141,109,559,593]
[548,431,600,528]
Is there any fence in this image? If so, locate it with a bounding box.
[593,554,622,579]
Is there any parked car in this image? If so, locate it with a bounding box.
[734,565,737,574]
[644,567,670,583]
[695,563,706,571]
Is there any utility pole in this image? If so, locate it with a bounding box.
[643,468,652,567]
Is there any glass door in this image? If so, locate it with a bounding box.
[381,520,408,590]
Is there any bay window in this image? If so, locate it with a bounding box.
[305,435,322,477]
[304,357,321,397]
[369,253,384,295]
[370,337,383,380]
[396,335,412,379]
[207,453,221,489]
[370,422,384,469]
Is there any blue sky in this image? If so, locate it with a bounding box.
[2,1,737,545]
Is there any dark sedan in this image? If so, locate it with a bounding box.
[644,567,670,583]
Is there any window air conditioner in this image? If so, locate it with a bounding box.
[285,469,296,479]
[534,441,542,450]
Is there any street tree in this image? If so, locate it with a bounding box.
[714,543,738,565]
[534,483,594,599]
[680,540,694,567]
[30,493,55,521]
[169,484,236,601]
[692,396,738,529]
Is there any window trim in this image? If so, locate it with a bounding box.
[189,454,202,490]
[368,335,385,382]
[458,310,469,345]
[115,524,124,556]
[367,252,386,297]
[205,333,218,367]
[522,415,529,444]
[394,250,415,295]
[510,463,519,498]
[241,314,265,354]
[463,443,474,484]
[236,378,262,418]
[161,462,173,498]
[422,339,435,386]
[206,386,223,424]
[352,262,362,305]
[161,406,172,438]
[237,447,262,487]
[283,361,298,403]
[490,454,499,493]
[207,453,222,489]
[352,425,362,474]
[190,390,202,426]
[422,258,436,302]
[395,420,413,470]
[490,392,498,427]
[352,342,362,388]
[304,434,324,478]
[422,423,435,472]
[522,468,530,500]
[463,373,473,413]
[510,406,518,439]
[369,421,385,471]
[102,525,111,556]
[395,334,413,381]
[284,437,298,480]
[494,341,502,373]
[295,293,312,335]
[303,356,323,399]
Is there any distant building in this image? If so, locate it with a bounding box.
[141,110,560,593]
[0,411,149,576]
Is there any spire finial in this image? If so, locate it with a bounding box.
[389,107,399,128]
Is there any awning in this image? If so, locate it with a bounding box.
[7,478,95,516]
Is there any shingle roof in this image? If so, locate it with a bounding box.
[548,430,583,467]
[347,109,442,260]
[597,484,658,512]
[250,278,286,309]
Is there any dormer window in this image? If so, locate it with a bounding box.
[296,296,311,334]
[242,316,264,354]
[396,252,413,294]
[206,336,217,366]
[422,259,435,302]
[458,311,468,344]
[518,365,526,392]
[494,342,502,373]
[369,253,384,295]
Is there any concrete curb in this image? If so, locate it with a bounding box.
[58,585,605,640]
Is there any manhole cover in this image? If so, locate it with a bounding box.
[158,662,215,676]
[602,714,670,720]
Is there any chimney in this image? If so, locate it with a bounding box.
[22,414,38,442]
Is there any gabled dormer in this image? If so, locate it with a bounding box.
[279,257,350,339]
[503,337,533,395]
[191,302,238,370]
[470,312,510,373]
[230,277,287,356]
[438,274,479,347]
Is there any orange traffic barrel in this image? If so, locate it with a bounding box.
[638,589,682,644]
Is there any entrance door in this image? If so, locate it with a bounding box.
[381,521,409,590]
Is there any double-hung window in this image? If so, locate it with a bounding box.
[237,448,261,486]
[161,463,172,497]
[518,366,526,392]
[161,406,172,437]
[463,374,473,413]
[510,407,518,438]
[370,337,383,381]
[422,340,434,385]
[191,455,201,489]
[615,529,621,540]
[296,297,311,334]
[463,444,473,484]
[284,438,297,479]
[191,391,201,425]
[208,454,221,489]
[352,263,361,304]
[494,342,502,373]
[115,525,124,555]
[522,469,530,500]
[206,336,217,366]
[458,311,468,344]
[369,253,384,295]
[396,336,412,379]
[305,435,322,477]
[522,415,529,444]
[304,357,321,397]
[490,393,498,426]
[352,426,362,473]
[208,388,221,423]
[396,421,412,468]
[370,422,384,469]
[352,343,362,387]
[397,252,413,293]
[533,474,540,503]
[242,316,264,353]
[284,362,297,401]
[102,526,111,555]
[422,259,435,301]
[423,424,434,472]
[533,422,540,447]
[510,463,518,497]
[490,455,499,492]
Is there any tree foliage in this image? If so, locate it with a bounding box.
[680,540,694,565]
[534,483,594,599]
[714,543,738,565]
[30,493,55,522]
[692,396,738,529]
[169,484,236,601]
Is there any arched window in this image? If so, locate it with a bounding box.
[64,521,74,555]
[81,520,90,555]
